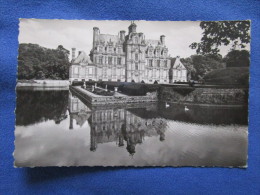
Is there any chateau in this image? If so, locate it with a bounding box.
[69,22,187,83]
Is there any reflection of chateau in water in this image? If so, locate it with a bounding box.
[68,92,167,155]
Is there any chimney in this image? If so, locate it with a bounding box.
[160,35,165,45]
[120,30,126,41]
[93,27,100,48]
[72,48,76,61]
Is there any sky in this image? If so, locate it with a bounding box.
[19,19,244,59]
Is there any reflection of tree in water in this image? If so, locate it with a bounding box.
[16,90,69,126]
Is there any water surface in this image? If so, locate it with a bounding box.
[14,90,248,167]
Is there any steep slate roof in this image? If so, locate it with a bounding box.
[145,39,161,47]
[98,34,120,44]
[172,57,186,69]
[73,51,93,64]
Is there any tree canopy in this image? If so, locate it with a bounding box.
[190,21,251,54]
[224,50,250,67]
[177,54,225,80]
[18,44,70,80]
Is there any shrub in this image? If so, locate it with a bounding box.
[72,81,84,86]
[154,80,158,84]
[172,86,195,96]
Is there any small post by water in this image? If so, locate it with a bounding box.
[92,85,95,92]
[105,85,108,92]
[83,82,86,89]
[114,87,118,92]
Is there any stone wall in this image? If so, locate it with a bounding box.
[159,86,248,105]
[70,86,158,105]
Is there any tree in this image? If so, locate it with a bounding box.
[190,21,251,54]
[224,50,250,67]
[18,44,70,80]
[180,54,225,80]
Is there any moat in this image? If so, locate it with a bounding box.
[14,89,248,167]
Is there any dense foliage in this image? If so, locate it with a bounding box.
[203,67,249,85]
[178,49,249,80]
[178,54,225,80]
[224,50,250,67]
[190,21,250,54]
[18,43,70,80]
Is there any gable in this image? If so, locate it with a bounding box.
[172,57,186,70]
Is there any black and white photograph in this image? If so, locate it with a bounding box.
[14,19,250,167]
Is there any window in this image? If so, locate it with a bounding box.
[117,57,121,65]
[135,53,138,61]
[113,68,116,76]
[73,67,79,74]
[149,59,153,67]
[157,60,160,67]
[108,47,112,53]
[99,56,103,64]
[164,60,167,67]
[134,37,138,44]
[135,63,138,70]
[89,68,93,75]
[108,57,113,65]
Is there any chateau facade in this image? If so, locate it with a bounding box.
[69,22,187,83]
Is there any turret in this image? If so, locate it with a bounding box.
[160,35,165,45]
[71,48,76,61]
[128,22,137,34]
[93,27,100,48]
[120,30,126,41]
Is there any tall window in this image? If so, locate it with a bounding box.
[117,57,121,65]
[135,53,138,61]
[73,67,78,74]
[108,57,113,65]
[164,60,167,67]
[149,59,153,67]
[112,68,116,76]
[135,63,138,70]
[89,68,93,75]
[134,37,138,44]
[98,56,103,64]
[157,60,160,67]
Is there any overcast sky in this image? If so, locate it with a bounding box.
[19,19,241,58]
